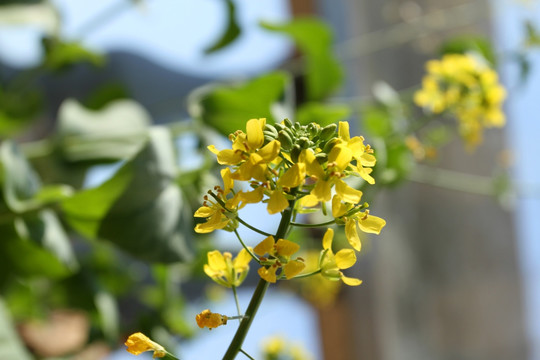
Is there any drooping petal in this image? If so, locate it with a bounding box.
[357,213,386,234]
[322,228,334,250]
[283,260,306,279]
[254,236,275,256]
[275,238,300,257]
[267,190,289,215]
[341,274,362,286]
[345,218,361,251]
[335,179,363,204]
[331,195,351,218]
[335,249,356,270]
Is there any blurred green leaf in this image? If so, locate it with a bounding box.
[439,35,496,65]
[379,142,414,185]
[0,298,32,360]
[83,83,130,110]
[262,18,343,101]
[525,20,540,47]
[204,0,240,54]
[42,36,106,71]
[361,105,393,138]
[0,85,42,136]
[62,128,192,263]
[296,102,350,126]
[95,290,119,341]
[189,71,289,136]
[57,98,151,162]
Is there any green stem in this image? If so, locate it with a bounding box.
[222,200,295,360]
[293,268,322,279]
[239,349,256,360]
[236,217,273,237]
[231,285,242,317]
[233,229,261,264]
[290,219,336,228]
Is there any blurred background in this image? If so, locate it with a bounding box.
[0,0,539,359]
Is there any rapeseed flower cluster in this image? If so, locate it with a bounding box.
[414,53,506,149]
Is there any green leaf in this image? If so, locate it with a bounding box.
[0,84,42,137]
[439,35,496,66]
[57,98,151,162]
[189,71,290,136]
[379,142,414,185]
[361,105,392,138]
[525,20,540,47]
[62,128,193,263]
[0,298,32,360]
[296,102,350,126]
[42,36,106,71]
[262,18,343,101]
[204,0,240,54]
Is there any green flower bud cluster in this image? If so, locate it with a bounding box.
[263,119,339,162]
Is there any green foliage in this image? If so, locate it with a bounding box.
[0,85,42,136]
[296,102,350,126]
[0,299,32,360]
[189,72,290,136]
[42,37,106,71]
[57,99,151,162]
[262,18,343,101]
[439,35,496,65]
[62,128,193,263]
[204,0,240,54]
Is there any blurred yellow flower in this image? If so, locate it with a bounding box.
[124,332,166,358]
[414,53,506,149]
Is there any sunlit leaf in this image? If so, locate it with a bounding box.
[0,298,32,360]
[62,128,193,263]
[204,0,240,54]
[57,98,151,162]
[296,102,350,126]
[189,71,289,136]
[262,18,343,101]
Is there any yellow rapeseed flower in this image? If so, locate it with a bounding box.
[254,236,305,282]
[125,332,166,358]
[204,248,251,287]
[195,309,228,329]
[320,228,362,286]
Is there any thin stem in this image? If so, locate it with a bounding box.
[239,349,256,360]
[291,219,336,228]
[293,268,322,279]
[231,285,242,317]
[222,200,295,360]
[236,216,273,237]
[233,229,261,264]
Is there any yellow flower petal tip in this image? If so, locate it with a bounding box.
[195,309,228,329]
[125,332,166,358]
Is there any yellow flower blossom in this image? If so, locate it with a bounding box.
[320,228,362,286]
[414,53,506,149]
[253,236,305,282]
[125,332,166,358]
[267,162,306,214]
[196,309,228,329]
[204,249,252,287]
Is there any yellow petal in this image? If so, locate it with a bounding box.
[341,274,362,286]
[300,194,319,208]
[258,266,277,283]
[311,180,332,202]
[257,140,281,163]
[338,121,351,141]
[331,195,351,218]
[236,187,264,208]
[125,332,166,358]
[194,206,214,218]
[233,248,252,269]
[328,144,352,170]
[278,163,306,188]
[283,260,306,279]
[345,218,361,251]
[246,118,265,150]
[335,179,362,204]
[220,168,234,194]
[357,213,386,235]
[207,144,219,155]
[299,149,325,179]
[322,228,334,250]
[275,238,300,257]
[267,190,290,215]
[207,250,227,271]
[195,309,228,329]
[254,236,275,256]
[217,149,243,165]
[335,249,356,270]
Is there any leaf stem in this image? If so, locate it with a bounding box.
[231,285,242,317]
[290,219,336,227]
[236,216,273,237]
[239,349,256,360]
[293,268,322,279]
[233,229,261,264]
